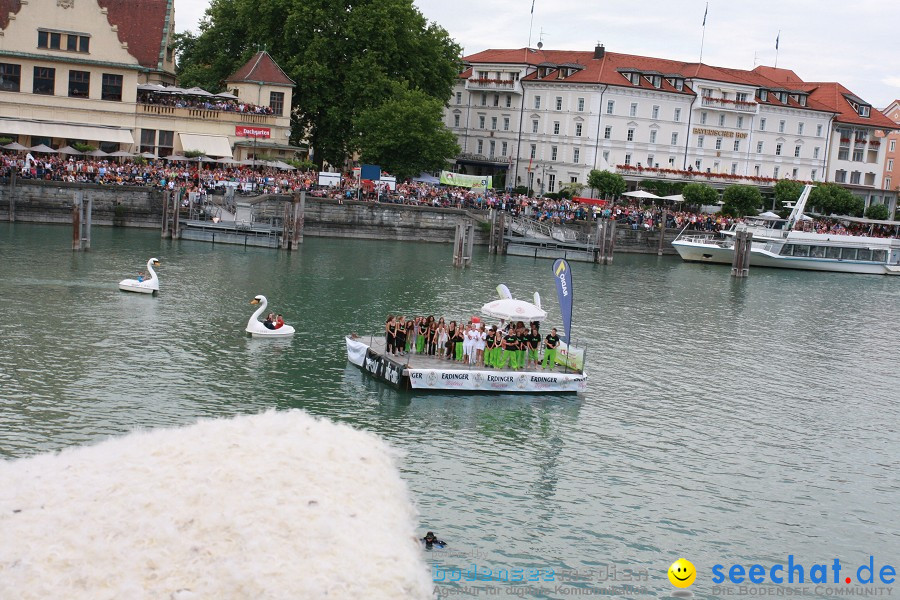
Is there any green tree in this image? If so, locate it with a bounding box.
[681,182,719,206]
[587,170,626,199]
[176,0,461,168]
[864,203,890,220]
[808,183,864,217]
[355,84,459,181]
[721,185,763,216]
[773,180,803,214]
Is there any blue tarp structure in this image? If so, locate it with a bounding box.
[361,164,381,181]
[412,172,439,184]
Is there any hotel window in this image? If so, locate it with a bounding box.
[0,63,21,92]
[737,116,744,129]
[671,132,678,145]
[453,114,460,127]
[534,96,541,109]
[503,117,509,131]
[774,166,780,178]
[551,146,558,161]
[477,140,483,153]
[718,115,725,127]
[573,148,580,163]
[33,66,55,95]
[811,169,817,181]
[838,148,849,160]
[700,112,707,124]
[553,121,559,135]
[816,124,823,137]
[530,144,536,159]
[627,128,634,141]
[479,116,485,129]
[604,126,611,139]
[673,108,681,122]
[630,102,637,117]
[555,96,562,110]
[886,176,891,188]
[501,141,507,156]
[812,146,819,159]
[792,168,798,179]
[532,120,539,133]
[755,165,760,176]
[715,138,722,150]
[779,120,785,133]
[675,79,684,91]
[649,129,657,143]
[577,97,584,111]
[489,141,495,157]
[456,91,461,104]
[702,88,712,98]
[651,105,659,119]
[852,148,863,162]
[669,156,675,166]
[697,135,704,148]
[850,171,861,184]
[68,70,89,98]
[736,92,748,103]
[606,100,615,114]
[794,145,801,157]
[481,93,486,106]
[494,94,499,107]
[491,116,497,130]
[775,143,782,156]
[269,91,284,115]
[570,176,578,184]
[548,173,556,192]
[757,141,763,153]
[890,140,896,152]
[733,140,740,152]
[647,154,654,167]
[695,159,701,170]
[575,123,582,137]
[624,154,632,165]
[506,95,512,108]
[888,159,894,171]
[731,163,738,174]
[759,118,766,131]
[603,150,610,163]
[759,90,768,102]
[139,129,156,154]
[101,73,122,101]
[835,170,846,183]
[798,122,804,135]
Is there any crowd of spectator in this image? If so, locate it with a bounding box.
[137,91,276,115]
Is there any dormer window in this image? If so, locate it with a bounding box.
[759,89,768,101]
[777,92,788,103]
[630,72,640,85]
[675,79,683,91]
[651,75,661,88]
[798,94,807,107]
[858,105,870,118]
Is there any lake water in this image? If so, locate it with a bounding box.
[1,223,898,599]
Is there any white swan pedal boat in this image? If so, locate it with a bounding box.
[246,295,295,338]
[119,258,160,294]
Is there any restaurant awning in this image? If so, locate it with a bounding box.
[178,133,233,157]
[0,118,134,144]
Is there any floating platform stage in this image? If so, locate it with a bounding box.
[346,336,587,394]
[178,220,282,248]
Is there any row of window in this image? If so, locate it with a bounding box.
[472,139,584,166]
[38,29,90,54]
[0,63,123,100]
[139,129,175,156]
[833,170,878,186]
[780,244,887,262]
[617,152,817,181]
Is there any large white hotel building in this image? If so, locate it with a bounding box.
[444,44,897,211]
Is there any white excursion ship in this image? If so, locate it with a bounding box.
[672,185,900,275]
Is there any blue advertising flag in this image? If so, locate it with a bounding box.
[552,259,573,343]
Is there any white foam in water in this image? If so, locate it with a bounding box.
[0,410,432,599]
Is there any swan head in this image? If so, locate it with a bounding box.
[151,259,160,267]
[250,295,265,305]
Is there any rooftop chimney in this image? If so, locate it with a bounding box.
[594,44,605,60]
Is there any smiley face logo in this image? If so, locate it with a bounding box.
[668,558,696,588]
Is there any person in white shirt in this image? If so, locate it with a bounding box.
[475,324,487,366]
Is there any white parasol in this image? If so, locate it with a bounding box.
[622,189,661,199]
[481,298,547,322]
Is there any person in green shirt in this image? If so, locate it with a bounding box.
[502,329,519,369]
[542,328,560,369]
[527,324,542,368]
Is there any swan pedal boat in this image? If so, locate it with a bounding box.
[119,258,160,294]
[246,295,295,338]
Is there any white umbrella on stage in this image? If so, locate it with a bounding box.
[662,194,685,203]
[622,189,661,200]
[481,298,547,322]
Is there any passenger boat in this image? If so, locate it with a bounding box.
[672,185,900,275]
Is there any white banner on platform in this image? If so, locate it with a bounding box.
[345,337,368,367]
[407,369,586,393]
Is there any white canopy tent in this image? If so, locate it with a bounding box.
[623,190,661,200]
[481,298,547,322]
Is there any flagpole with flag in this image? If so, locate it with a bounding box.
[774,30,781,68]
[698,2,708,63]
[528,0,536,48]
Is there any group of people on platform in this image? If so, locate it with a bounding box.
[263,313,286,330]
[384,315,561,371]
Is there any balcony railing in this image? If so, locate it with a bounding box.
[615,165,793,186]
[466,78,518,92]
[139,103,275,125]
[700,96,758,113]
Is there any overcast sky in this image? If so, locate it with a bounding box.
[176,0,900,110]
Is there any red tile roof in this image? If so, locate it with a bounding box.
[226,51,295,86]
[98,0,171,71]
[0,0,21,29]
[463,47,895,127]
[0,0,171,71]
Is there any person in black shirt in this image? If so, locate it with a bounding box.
[542,328,560,369]
[422,531,446,549]
[527,325,542,368]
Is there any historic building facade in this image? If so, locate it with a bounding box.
[877,100,900,193]
[446,45,896,211]
[0,0,301,160]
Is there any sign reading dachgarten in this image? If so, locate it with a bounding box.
[235,125,271,138]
